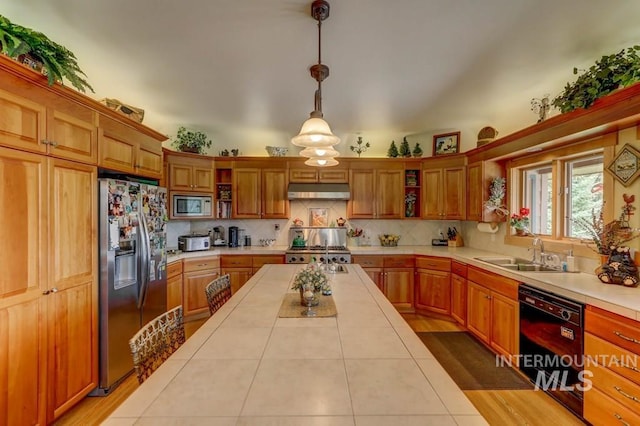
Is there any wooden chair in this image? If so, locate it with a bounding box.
[205,274,232,315]
[129,305,185,384]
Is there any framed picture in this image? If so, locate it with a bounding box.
[607,143,640,186]
[433,131,460,156]
[309,208,328,227]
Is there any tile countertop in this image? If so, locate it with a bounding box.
[167,245,640,321]
[104,264,488,425]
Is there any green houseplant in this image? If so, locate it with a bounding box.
[0,14,93,93]
[171,126,212,154]
[552,45,640,113]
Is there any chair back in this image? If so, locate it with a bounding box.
[205,274,232,315]
[129,305,185,384]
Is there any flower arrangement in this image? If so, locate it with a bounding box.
[484,177,509,217]
[510,207,530,232]
[291,265,328,293]
[171,126,212,154]
[347,227,363,238]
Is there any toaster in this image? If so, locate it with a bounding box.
[178,234,210,252]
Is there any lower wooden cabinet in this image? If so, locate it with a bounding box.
[167,260,183,310]
[353,255,414,311]
[221,255,253,294]
[584,305,640,424]
[414,256,451,315]
[450,261,468,326]
[182,256,220,318]
[466,267,519,357]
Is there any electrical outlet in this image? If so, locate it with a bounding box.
[274,224,280,231]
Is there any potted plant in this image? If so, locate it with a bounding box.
[509,207,530,236]
[171,126,212,154]
[412,142,423,157]
[552,45,640,113]
[0,14,93,93]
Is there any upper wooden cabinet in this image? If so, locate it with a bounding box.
[98,115,164,179]
[466,160,505,222]
[0,87,97,164]
[348,161,403,219]
[422,156,466,220]
[166,151,214,193]
[289,167,349,183]
[233,164,289,219]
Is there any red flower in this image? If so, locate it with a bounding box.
[519,207,530,217]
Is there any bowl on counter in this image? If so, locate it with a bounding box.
[259,238,276,247]
[379,234,400,247]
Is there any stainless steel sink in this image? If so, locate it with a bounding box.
[474,256,563,272]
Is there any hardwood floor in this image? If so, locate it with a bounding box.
[54,314,585,425]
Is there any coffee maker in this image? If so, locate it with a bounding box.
[211,226,226,246]
[228,226,239,247]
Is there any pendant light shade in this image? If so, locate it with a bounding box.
[291,117,340,148]
[304,157,339,167]
[292,0,340,166]
[299,145,340,158]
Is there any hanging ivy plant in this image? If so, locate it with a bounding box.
[552,45,640,113]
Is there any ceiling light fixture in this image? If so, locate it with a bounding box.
[291,0,340,167]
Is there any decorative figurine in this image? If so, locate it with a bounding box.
[531,95,551,123]
[350,136,370,157]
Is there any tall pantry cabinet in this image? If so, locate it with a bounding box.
[0,55,168,424]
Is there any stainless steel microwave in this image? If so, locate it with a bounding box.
[171,193,213,219]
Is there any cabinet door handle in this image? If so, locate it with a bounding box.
[42,287,58,295]
[614,331,640,345]
[41,139,58,147]
[613,413,630,426]
[197,263,209,267]
[614,386,640,402]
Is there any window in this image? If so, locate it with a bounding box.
[510,150,604,240]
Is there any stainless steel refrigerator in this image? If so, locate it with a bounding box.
[91,178,168,395]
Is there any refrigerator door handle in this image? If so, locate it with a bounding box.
[137,212,151,309]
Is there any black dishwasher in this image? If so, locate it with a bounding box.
[518,284,585,418]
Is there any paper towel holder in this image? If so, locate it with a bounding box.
[477,222,500,233]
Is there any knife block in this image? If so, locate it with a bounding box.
[448,236,464,247]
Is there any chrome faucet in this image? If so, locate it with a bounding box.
[531,237,545,264]
[324,239,329,265]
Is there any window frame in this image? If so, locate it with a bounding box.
[504,136,615,258]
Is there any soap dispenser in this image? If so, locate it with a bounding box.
[566,248,576,272]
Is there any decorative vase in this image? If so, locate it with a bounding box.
[298,287,320,306]
[515,228,525,236]
[180,146,200,154]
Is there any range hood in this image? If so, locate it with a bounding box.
[287,183,350,200]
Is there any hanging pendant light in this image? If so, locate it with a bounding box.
[291,0,340,166]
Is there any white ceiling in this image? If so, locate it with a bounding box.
[4,0,640,156]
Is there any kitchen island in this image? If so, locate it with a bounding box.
[104,264,487,425]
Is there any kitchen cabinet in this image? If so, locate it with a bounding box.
[289,166,348,183]
[166,151,214,193]
[353,255,414,312]
[98,115,164,179]
[48,159,98,420]
[252,255,285,274]
[0,147,48,425]
[450,261,468,326]
[352,255,384,292]
[584,306,640,424]
[348,161,403,219]
[183,256,220,318]
[422,156,466,220]
[415,256,451,315]
[233,164,289,219]
[466,160,505,222]
[466,266,519,357]
[221,255,253,294]
[167,260,183,310]
[215,163,233,218]
[404,166,421,218]
[0,87,98,165]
